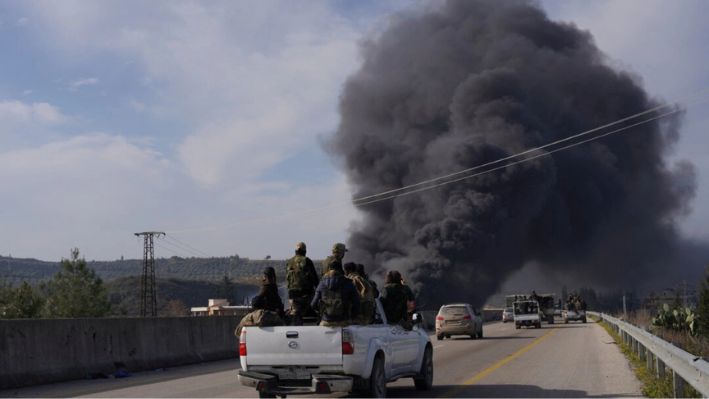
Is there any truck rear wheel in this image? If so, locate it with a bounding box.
[414,345,433,391]
[366,355,387,398]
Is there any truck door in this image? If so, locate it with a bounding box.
[387,324,420,373]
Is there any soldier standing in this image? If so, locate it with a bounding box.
[311,254,359,327]
[285,242,319,325]
[344,262,375,325]
[321,243,347,276]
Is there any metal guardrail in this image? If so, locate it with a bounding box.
[589,311,709,398]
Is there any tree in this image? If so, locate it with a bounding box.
[217,274,236,304]
[0,281,45,319]
[0,280,13,318]
[698,266,709,338]
[43,248,111,318]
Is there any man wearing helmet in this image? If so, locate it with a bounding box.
[285,242,319,325]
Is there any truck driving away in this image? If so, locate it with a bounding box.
[506,293,555,324]
[237,299,433,398]
[513,300,541,329]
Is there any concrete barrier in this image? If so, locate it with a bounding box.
[0,312,249,390]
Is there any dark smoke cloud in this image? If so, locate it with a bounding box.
[331,0,700,307]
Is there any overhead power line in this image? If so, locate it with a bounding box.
[165,87,709,234]
[164,234,211,257]
[352,107,685,207]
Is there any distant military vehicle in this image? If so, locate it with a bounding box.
[512,300,541,329]
[563,293,587,323]
[506,293,556,324]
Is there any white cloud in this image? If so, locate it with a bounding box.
[21,1,362,186]
[69,77,99,90]
[0,100,66,125]
[0,133,173,260]
[0,100,69,151]
[1,1,402,260]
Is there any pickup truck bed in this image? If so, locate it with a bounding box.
[237,300,433,398]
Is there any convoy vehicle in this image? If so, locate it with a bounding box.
[237,299,433,398]
[502,307,514,323]
[563,308,587,323]
[506,293,556,324]
[435,303,483,340]
[513,300,542,329]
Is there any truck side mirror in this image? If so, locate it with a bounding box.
[412,312,422,324]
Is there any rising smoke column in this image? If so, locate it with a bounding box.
[331,0,696,307]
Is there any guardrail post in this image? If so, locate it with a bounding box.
[672,370,685,398]
[646,350,653,372]
[639,344,646,361]
[656,357,665,379]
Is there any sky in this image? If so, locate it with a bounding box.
[0,0,707,262]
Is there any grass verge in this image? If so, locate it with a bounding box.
[595,317,700,398]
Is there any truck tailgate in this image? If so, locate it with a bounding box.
[245,326,343,366]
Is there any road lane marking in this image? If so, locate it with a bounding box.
[434,344,444,349]
[446,329,557,396]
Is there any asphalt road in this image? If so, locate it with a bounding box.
[1,318,641,398]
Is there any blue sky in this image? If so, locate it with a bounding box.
[0,0,707,262]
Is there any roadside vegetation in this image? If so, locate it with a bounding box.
[592,267,709,398]
[1,248,261,319]
[0,248,110,318]
[623,268,709,359]
[595,317,701,398]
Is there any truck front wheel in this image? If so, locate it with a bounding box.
[414,346,433,391]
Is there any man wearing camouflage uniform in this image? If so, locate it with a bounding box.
[285,242,319,325]
[311,245,360,327]
[321,242,347,276]
[381,270,410,328]
[357,264,379,299]
[344,262,375,325]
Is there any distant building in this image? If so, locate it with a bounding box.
[190,299,250,316]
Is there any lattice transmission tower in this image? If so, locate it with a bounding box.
[134,231,165,317]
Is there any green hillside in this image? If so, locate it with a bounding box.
[0,255,320,285]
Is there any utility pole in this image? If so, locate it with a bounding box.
[134,231,165,317]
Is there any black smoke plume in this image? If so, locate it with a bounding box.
[331,0,699,307]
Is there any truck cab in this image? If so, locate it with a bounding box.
[237,299,433,397]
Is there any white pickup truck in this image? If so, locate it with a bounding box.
[237,299,433,398]
[513,300,542,329]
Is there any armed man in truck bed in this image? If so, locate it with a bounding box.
[311,243,360,327]
[321,242,347,276]
[285,242,319,325]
